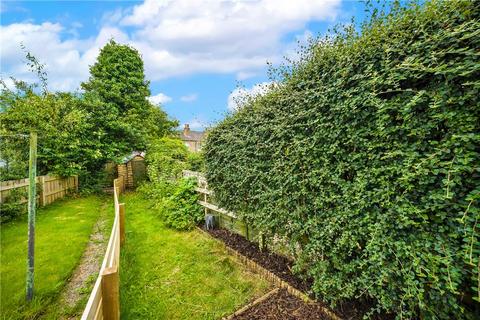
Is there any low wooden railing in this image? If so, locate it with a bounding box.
[183,170,247,233]
[81,176,126,320]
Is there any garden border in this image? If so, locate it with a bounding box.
[196,227,342,320]
[222,288,279,320]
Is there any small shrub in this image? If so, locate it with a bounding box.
[161,178,203,230]
[0,188,27,222]
[139,178,203,230]
[187,152,205,172]
[146,137,189,182]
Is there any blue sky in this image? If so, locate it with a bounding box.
[1,0,371,130]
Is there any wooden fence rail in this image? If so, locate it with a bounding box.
[184,170,289,251]
[183,170,258,237]
[81,176,125,320]
[0,175,78,206]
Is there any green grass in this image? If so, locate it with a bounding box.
[0,195,110,319]
[120,193,270,320]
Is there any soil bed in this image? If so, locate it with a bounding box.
[207,228,312,292]
[231,288,331,320]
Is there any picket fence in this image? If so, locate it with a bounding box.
[81,176,126,320]
[0,175,78,206]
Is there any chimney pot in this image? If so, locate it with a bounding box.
[183,124,190,136]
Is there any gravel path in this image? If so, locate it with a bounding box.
[57,201,110,319]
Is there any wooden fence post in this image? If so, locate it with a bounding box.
[26,132,37,301]
[119,203,126,246]
[101,266,120,320]
[75,175,79,192]
[39,176,46,207]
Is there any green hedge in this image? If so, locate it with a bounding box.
[204,1,479,318]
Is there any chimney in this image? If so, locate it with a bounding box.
[183,123,190,136]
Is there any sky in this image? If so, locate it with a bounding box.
[0,0,371,130]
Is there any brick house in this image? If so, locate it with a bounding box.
[179,124,205,152]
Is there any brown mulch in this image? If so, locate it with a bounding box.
[231,288,331,320]
[207,228,312,293]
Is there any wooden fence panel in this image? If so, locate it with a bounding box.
[0,175,78,206]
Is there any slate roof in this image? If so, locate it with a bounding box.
[179,130,205,142]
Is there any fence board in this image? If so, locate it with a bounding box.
[0,175,78,206]
[81,176,124,320]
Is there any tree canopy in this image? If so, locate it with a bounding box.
[0,40,177,183]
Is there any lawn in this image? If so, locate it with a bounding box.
[0,195,110,319]
[120,193,270,320]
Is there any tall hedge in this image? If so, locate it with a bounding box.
[204,1,480,318]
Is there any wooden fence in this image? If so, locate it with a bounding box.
[0,175,78,206]
[183,170,260,241]
[184,170,294,256]
[81,176,126,320]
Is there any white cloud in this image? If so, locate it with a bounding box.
[148,92,172,105]
[0,22,130,91]
[0,0,341,90]
[122,0,341,80]
[227,81,275,111]
[180,94,198,102]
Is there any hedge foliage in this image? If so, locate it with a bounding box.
[204,1,479,318]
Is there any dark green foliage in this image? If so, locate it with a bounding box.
[162,178,203,230]
[139,178,203,230]
[81,40,177,153]
[145,137,190,181]
[187,151,205,172]
[1,91,95,178]
[204,1,480,318]
[0,188,27,222]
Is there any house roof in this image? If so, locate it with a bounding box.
[179,130,205,142]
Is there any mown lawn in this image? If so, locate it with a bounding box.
[0,195,110,319]
[120,193,270,320]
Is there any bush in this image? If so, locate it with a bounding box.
[161,178,203,230]
[145,137,189,182]
[138,178,203,230]
[187,152,205,172]
[140,136,204,230]
[0,188,27,222]
[204,1,479,318]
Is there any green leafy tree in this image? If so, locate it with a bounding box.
[0,54,92,179]
[81,40,176,153]
[138,137,203,230]
[145,137,190,182]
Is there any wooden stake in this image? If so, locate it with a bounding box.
[101,266,120,320]
[119,203,125,246]
[26,132,37,301]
